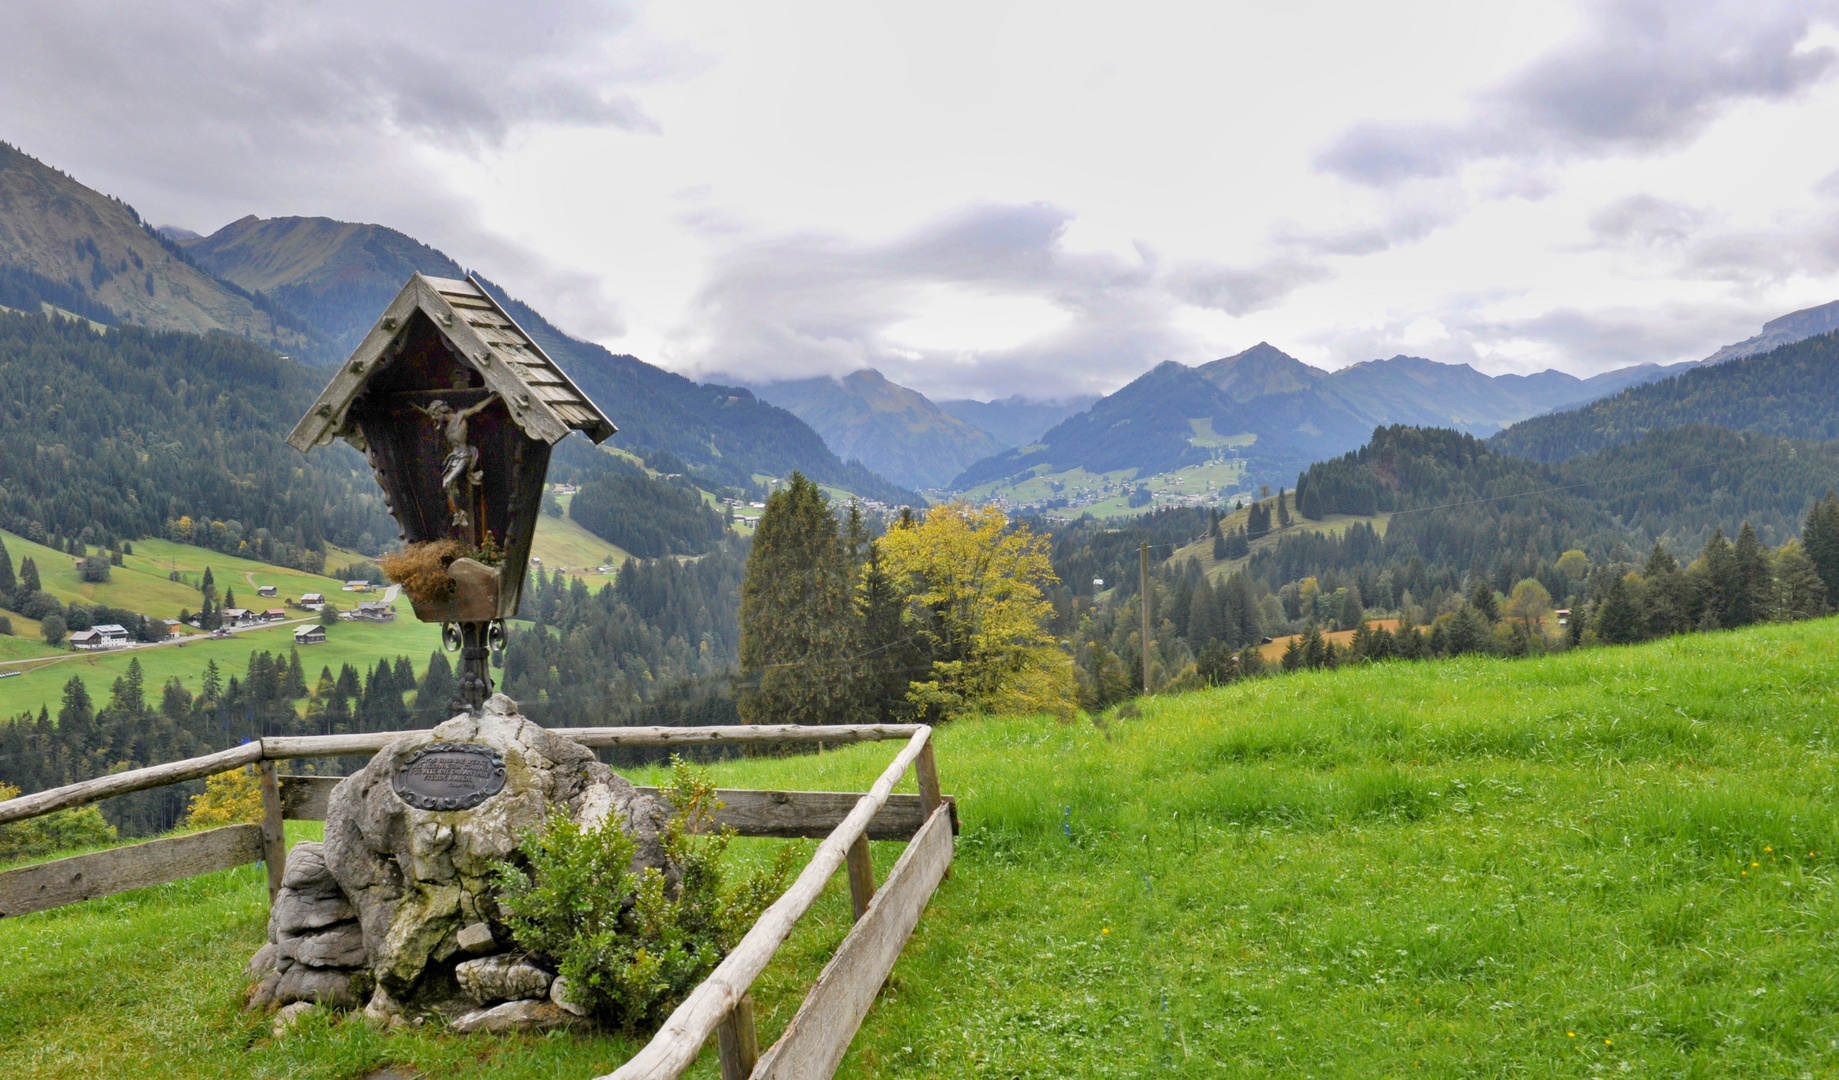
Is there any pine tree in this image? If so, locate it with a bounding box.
[58,676,96,767]
[201,659,222,702]
[19,556,39,595]
[1595,574,1643,644]
[1467,581,1500,624]
[1731,522,1772,627]
[856,540,915,723]
[1773,542,1828,620]
[0,532,14,599]
[1247,501,1272,539]
[287,649,310,699]
[1695,529,1737,630]
[738,473,866,726]
[1276,489,1292,529]
[1641,542,1691,637]
[201,566,215,595]
[413,652,457,725]
[1447,605,1494,654]
[1186,576,1219,649]
[1802,490,1839,602]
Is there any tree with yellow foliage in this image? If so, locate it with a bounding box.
[877,504,1074,720]
[184,767,265,828]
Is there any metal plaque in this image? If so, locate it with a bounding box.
[391,743,507,811]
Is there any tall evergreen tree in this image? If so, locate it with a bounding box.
[1695,528,1737,630]
[1467,581,1500,624]
[1802,490,1839,602]
[1773,542,1828,620]
[1595,574,1643,644]
[19,556,39,595]
[738,473,866,726]
[413,652,457,725]
[1276,489,1292,529]
[1731,522,1772,628]
[856,540,915,723]
[0,533,14,600]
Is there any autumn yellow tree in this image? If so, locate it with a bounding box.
[877,504,1074,720]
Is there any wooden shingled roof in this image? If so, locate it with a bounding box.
[287,273,615,452]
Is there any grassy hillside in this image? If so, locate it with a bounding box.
[1166,503,1391,583]
[0,598,442,720]
[964,457,1250,519]
[3,530,337,617]
[5,618,1839,1076]
[0,143,321,354]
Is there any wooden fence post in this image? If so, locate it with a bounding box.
[915,739,946,878]
[257,760,286,904]
[846,834,875,921]
[716,993,759,1080]
[915,742,941,816]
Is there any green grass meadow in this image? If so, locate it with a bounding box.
[0,606,444,719]
[5,618,1839,1077]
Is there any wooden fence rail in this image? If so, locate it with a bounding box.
[0,722,954,1080]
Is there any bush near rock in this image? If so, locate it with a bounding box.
[244,694,674,1031]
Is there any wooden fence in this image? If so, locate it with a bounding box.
[0,723,956,1079]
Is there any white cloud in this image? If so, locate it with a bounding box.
[4,0,1839,401]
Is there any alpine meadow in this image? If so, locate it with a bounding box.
[8,4,1839,1078]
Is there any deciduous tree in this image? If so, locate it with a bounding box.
[878,503,1074,719]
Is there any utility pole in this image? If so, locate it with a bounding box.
[1140,541,1152,694]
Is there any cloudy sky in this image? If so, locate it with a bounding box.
[5,0,1839,401]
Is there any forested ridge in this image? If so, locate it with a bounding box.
[0,308,397,569]
[1491,331,1839,462]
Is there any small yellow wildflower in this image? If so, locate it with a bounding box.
[1752,861,1760,867]
[1567,1032,1576,1038]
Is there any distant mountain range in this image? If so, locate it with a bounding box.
[746,370,1004,490]
[949,342,1700,492]
[740,371,1095,489]
[1700,299,1839,366]
[1491,329,1839,463]
[0,144,916,505]
[935,395,1097,451]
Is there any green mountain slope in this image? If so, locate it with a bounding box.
[0,144,321,355]
[0,308,396,566]
[952,342,1684,495]
[1490,332,1839,463]
[752,369,1004,489]
[182,214,917,504]
[185,214,465,355]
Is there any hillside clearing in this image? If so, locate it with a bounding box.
[4,619,1839,1077]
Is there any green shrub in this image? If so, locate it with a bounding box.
[493,757,794,1031]
[0,782,117,863]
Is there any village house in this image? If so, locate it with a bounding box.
[222,608,254,626]
[256,585,278,598]
[343,580,372,592]
[293,624,327,646]
[70,624,132,650]
[263,608,288,622]
[349,600,395,623]
[299,592,327,609]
